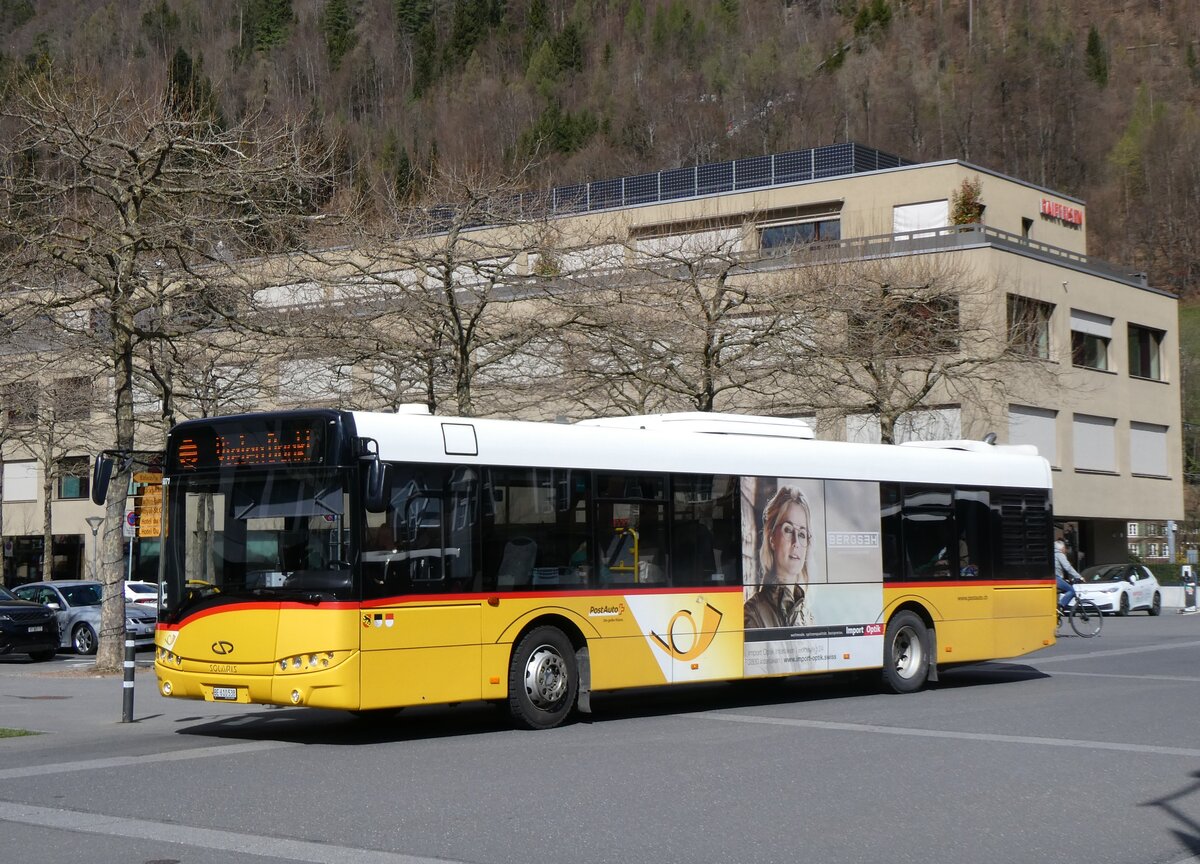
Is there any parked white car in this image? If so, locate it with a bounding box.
[124,581,159,607]
[1074,564,1162,616]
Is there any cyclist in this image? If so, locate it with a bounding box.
[1054,539,1081,609]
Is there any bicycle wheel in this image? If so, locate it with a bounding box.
[1069,600,1103,638]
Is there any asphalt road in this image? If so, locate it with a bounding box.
[2,611,1199,864]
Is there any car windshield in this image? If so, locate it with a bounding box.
[60,584,104,606]
[0,586,15,601]
[127,583,156,596]
[1081,565,1128,583]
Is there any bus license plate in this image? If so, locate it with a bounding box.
[212,686,237,701]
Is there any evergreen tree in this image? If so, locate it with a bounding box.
[394,0,433,36]
[1085,25,1108,88]
[412,17,438,96]
[240,0,294,56]
[551,21,584,75]
[321,0,357,70]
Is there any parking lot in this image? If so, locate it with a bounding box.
[1,611,1199,864]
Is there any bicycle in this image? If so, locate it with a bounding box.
[1057,595,1103,638]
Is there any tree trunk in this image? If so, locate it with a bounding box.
[96,318,137,673]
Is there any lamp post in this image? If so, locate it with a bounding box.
[85,516,103,580]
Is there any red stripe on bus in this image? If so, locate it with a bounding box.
[894,579,1053,588]
[157,586,746,629]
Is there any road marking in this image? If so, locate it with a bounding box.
[0,740,293,780]
[0,800,463,864]
[1049,670,1200,683]
[1029,638,1200,665]
[696,712,1200,758]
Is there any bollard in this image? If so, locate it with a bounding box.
[122,637,135,722]
[1180,565,1197,614]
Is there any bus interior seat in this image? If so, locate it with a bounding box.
[498,537,537,587]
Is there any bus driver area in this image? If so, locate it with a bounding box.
[129,409,1054,729]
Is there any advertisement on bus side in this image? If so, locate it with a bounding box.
[740,477,884,676]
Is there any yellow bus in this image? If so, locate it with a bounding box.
[132,409,1054,729]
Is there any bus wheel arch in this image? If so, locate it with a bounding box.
[882,605,937,693]
[506,616,588,730]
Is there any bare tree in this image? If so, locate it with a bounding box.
[307,162,571,418]
[771,249,1057,443]
[0,68,334,671]
[553,223,799,417]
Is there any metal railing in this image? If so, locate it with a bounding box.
[756,223,1155,291]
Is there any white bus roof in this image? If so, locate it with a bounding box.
[351,411,1052,491]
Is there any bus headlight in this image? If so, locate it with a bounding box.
[291,690,301,704]
[162,681,173,696]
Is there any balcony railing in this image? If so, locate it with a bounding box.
[757,223,1155,292]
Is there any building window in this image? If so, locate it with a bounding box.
[759,218,840,249]
[892,201,949,237]
[52,377,93,421]
[1128,325,1164,380]
[1146,543,1160,558]
[1128,522,1139,537]
[1130,422,1169,477]
[56,456,90,500]
[1009,405,1057,465]
[2,461,38,502]
[1070,309,1113,371]
[1072,413,1116,473]
[1006,295,1053,359]
[1128,543,1140,557]
[2,382,38,427]
[848,290,959,356]
[894,407,961,442]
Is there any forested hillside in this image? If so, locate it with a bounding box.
[1,0,1197,296]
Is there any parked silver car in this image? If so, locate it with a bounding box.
[12,580,156,655]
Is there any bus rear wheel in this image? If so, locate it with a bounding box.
[882,611,930,694]
[508,626,577,730]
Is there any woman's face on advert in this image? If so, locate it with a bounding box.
[769,501,809,582]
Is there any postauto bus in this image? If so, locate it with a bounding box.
[109,409,1054,729]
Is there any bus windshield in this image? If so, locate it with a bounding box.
[160,466,356,616]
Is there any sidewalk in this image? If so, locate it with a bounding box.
[0,662,255,739]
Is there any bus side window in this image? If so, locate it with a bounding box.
[362,466,480,597]
[670,474,737,587]
[901,486,954,579]
[955,489,991,579]
[880,484,902,581]
[483,468,591,592]
[595,473,666,587]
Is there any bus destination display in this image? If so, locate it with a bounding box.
[170,421,324,471]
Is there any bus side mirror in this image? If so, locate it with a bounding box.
[91,455,114,506]
[358,439,390,514]
[364,458,391,513]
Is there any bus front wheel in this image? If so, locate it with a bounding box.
[508,626,578,730]
[882,611,930,694]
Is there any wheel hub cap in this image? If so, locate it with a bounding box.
[524,645,567,708]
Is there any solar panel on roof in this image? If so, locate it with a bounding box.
[772,150,812,184]
[534,144,912,217]
[733,155,771,190]
[624,173,658,205]
[660,167,696,200]
[697,161,734,196]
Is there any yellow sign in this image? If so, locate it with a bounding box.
[138,483,163,538]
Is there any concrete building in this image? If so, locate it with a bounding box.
[0,143,1183,583]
